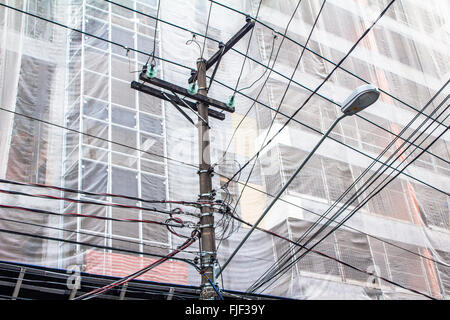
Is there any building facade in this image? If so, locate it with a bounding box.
[0,0,448,299]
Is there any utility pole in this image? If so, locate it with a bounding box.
[131,17,255,300]
[196,58,217,300]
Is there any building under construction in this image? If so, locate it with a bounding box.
[0,0,448,300]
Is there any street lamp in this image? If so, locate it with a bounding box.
[218,84,380,277]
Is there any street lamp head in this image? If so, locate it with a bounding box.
[340,84,380,116]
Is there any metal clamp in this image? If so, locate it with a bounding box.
[200,211,214,217]
[199,223,214,229]
[198,190,216,200]
[201,251,216,257]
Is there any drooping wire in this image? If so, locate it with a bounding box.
[0,3,445,195]
[0,203,195,229]
[224,0,396,187]
[235,31,277,93]
[250,96,449,294]
[72,229,200,300]
[200,0,213,59]
[226,0,327,223]
[215,0,303,168]
[0,186,200,218]
[215,191,439,300]
[232,0,263,94]
[249,91,448,293]
[0,1,447,269]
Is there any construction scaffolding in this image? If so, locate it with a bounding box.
[0,0,448,300]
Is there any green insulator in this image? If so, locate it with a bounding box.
[227,95,236,110]
[146,65,157,78]
[188,82,199,95]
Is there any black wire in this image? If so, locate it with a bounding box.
[235,32,276,93]
[0,228,199,268]
[232,0,263,93]
[0,202,193,229]
[0,215,195,256]
[251,94,449,292]
[0,2,446,196]
[0,105,446,268]
[253,101,449,294]
[263,91,450,287]
[266,115,450,297]
[228,0,327,222]
[217,0,304,169]
[209,0,448,132]
[0,186,199,218]
[201,0,213,59]
[67,1,450,166]
[0,0,447,271]
[225,0,397,186]
[107,0,447,135]
[216,194,440,300]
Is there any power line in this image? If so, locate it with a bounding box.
[1,173,446,270]
[219,195,438,300]
[0,186,200,218]
[250,92,449,292]
[0,215,196,257]
[103,0,449,166]
[200,0,213,60]
[224,0,396,186]
[0,203,195,229]
[0,227,199,268]
[251,96,449,294]
[73,229,199,300]
[0,105,446,269]
[0,103,447,269]
[209,0,449,132]
[232,0,264,93]
[0,2,446,195]
[229,0,327,226]
[0,2,447,274]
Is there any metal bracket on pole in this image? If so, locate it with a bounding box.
[161,91,196,126]
[188,17,255,84]
[171,91,210,128]
[207,42,225,92]
[131,81,226,120]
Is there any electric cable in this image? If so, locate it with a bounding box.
[0,203,196,229]
[0,2,446,194]
[251,93,448,292]
[216,193,439,300]
[0,215,198,256]
[224,0,397,187]
[263,90,449,286]
[0,105,445,267]
[232,0,263,94]
[209,0,448,132]
[215,0,304,167]
[0,186,201,218]
[251,99,449,294]
[261,114,450,296]
[0,103,445,268]
[0,227,199,268]
[200,0,213,60]
[227,0,327,224]
[0,1,447,274]
[0,178,216,211]
[72,229,199,300]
